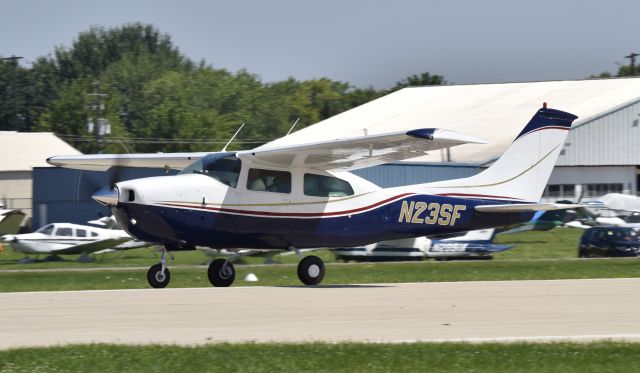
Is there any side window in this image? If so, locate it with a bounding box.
[91,231,99,237]
[55,227,73,237]
[247,169,291,193]
[593,230,605,241]
[304,174,354,197]
[76,229,87,237]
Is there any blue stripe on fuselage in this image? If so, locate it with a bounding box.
[112,195,534,249]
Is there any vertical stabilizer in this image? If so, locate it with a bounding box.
[421,107,578,202]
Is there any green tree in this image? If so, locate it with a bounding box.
[393,72,446,90]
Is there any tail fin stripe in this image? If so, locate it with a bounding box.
[516,126,570,140]
[429,144,560,190]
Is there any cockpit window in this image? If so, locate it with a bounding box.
[180,153,241,188]
[37,224,54,235]
[304,174,354,197]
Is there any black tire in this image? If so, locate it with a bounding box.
[208,259,235,287]
[147,263,170,288]
[297,255,325,285]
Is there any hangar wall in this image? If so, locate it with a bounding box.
[545,166,637,200]
[353,163,480,188]
[556,98,640,166]
[32,167,176,229]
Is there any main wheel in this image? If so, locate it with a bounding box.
[297,255,325,285]
[147,263,170,288]
[208,259,235,287]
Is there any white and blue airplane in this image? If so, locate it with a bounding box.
[47,105,579,288]
[333,228,514,262]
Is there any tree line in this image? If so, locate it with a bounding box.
[0,23,445,153]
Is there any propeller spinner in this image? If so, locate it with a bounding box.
[92,186,119,206]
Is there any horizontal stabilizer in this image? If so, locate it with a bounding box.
[475,203,584,213]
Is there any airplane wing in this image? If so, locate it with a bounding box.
[476,203,584,213]
[51,237,132,255]
[46,152,212,171]
[236,128,486,171]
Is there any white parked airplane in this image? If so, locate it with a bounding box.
[334,229,514,261]
[1,222,146,260]
[48,105,580,288]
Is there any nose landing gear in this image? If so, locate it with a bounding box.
[147,249,172,288]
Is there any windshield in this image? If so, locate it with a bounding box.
[179,152,241,188]
[36,224,54,235]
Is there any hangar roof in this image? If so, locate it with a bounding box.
[263,78,640,165]
[0,132,80,172]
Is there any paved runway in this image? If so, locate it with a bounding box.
[1,278,639,349]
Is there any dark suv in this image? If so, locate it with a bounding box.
[578,227,640,258]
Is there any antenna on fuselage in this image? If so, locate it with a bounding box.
[221,122,246,152]
[285,118,300,136]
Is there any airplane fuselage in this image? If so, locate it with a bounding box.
[111,170,533,250]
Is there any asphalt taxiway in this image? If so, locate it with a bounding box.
[1,278,639,349]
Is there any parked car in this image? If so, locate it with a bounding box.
[578,227,640,258]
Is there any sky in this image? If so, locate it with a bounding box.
[1,0,639,88]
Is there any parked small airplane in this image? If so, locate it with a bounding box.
[1,222,146,261]
[334,229,513,262]
[48,105,579,288]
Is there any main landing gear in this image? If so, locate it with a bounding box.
[145,247,326,288]
[296,255,325,285]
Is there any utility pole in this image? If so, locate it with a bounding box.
[625,52,639,76]
[1,55,23,131]
[87,81,109,152]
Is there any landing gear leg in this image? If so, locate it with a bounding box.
[293,246,325,285]
[147,249,171,288]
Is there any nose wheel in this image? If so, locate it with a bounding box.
[208,258,236,287]
[147,249,172,288]
[297,255,325,285]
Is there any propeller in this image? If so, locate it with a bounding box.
[92,167,121,206]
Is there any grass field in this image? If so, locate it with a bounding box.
[0,227,583,269]
[1,256,638,292]
[1,228,638,292]
[2,342,640,372]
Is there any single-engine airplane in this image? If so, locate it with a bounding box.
[47,105,579,288]
[1,222,146,261]
[334,228,514,262]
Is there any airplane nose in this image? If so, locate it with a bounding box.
[92,186,119,206]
